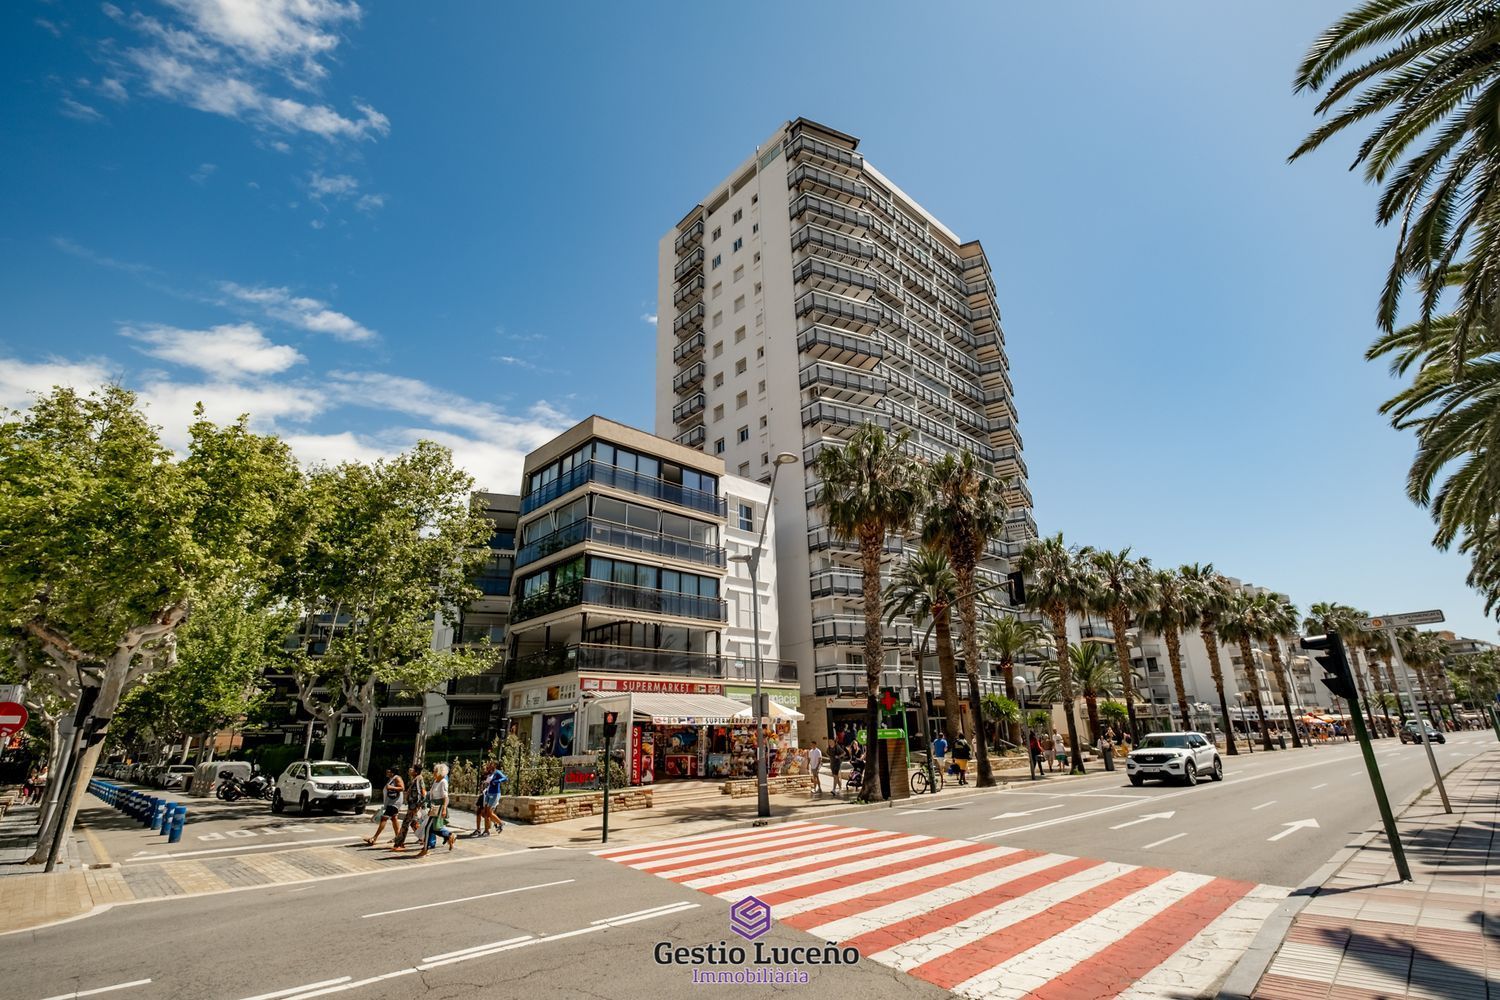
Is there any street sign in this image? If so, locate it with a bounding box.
[1360,609,1445,631]
[0,684,26,705]
[0,701,29,743]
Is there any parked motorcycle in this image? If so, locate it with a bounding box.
[215,770,238,800]
[245,772,274,801]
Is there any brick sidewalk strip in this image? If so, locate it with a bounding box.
[1254,749,1500,999]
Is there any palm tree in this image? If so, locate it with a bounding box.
[1139,568,1192,732]
[1018,534,1095,774]
[1088,548,1153,739]
[815,424,925,801]
[980,694,1019,749]
[1254,593,1304,749]
[1220,592,1275,752]
[883,546,961,747]
[922,451,1007,789]
[1360,630,1399,738]
[1291,3,1500,351]
[1400,629,1446,728]
[1099,699,1129,734]
[1180,564,1237,754]
[1037,643,1121,744]
[980,614,1046,748]
[1305,602,1381,737]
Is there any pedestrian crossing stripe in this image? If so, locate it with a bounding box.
[594,821,1289,999]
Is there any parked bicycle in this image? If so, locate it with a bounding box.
[908,753,945,794]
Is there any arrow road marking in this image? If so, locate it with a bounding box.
[990,805,1065,820]
[1268,819,1320,842]
[1109,811,1176,830]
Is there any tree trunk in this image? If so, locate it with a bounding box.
[1164,629,1190,731]
[321,711,338,760]
[1266,639,1302,748]
[1239,639,1274,751]
[1414,663,1438,728]
[955,564,994,788]
[1051,607,1084,774]
[1370,655,1396,737]
[178,736,193,764]
[1109,607,1138,739]
[1202,624,1236,754]
[933,605,961,747]
[354,676,378,774]
[1349,648,1381,739]
[1085,694,1100,745]
[859,529,884,802]
[1001,659,1021,748]
[412,698,431,766]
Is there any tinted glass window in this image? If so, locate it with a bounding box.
[593,495,628,525]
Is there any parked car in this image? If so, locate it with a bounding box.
[1126,731,1223,786]
[158,764,195,790]
[271,760,371,815]
[1400,721,1447,745]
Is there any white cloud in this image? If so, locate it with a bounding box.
[308,171,357,197]
[136,376,326,450]
[97,77,129,102]
[123,322,305,376]
[309,218,325,229]
[189,162,217,184]
[0,357,116,411]
[35,17,62,38]
[160,0,360,86]
[641,313,657,324]
[354,193,384,213]
[52,237,156,276]
[60,96,102,121]
[220,281,375,342]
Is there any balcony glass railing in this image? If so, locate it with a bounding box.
[673,302,705,336]
[520,460,726,517]
[675,425,706,448]
[672,362,705,394]
[514,517,725,570]
[672,392,705,423]
[674,220,704,254]
[673,332,706,363]
[510,579,726,625]
[673,247,705,281]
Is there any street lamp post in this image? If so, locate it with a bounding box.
[730,452,798,821]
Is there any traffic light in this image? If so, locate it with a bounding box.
[602,710,618,739]
[1301,632,1355,701]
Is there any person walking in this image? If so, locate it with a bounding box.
[1101,726,1116,772]
[30,765,48,806]
[473,760,505,837]
[1028,731,1045,780]
[1051,729,1064,772]
[952,736,971,786]
[364,765,405,847]
[827,739,844,795]
[806,742,823,798]
[417,762,457,858]
[931,733,949,780]
[391,762,426,852]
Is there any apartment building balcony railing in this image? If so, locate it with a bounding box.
[802,400,890,435]
[514,516,725,572]
[795,291,881,334]
[673,247,705,281]
[1005,479,1034,509]
[790,193,872,235]
[675,424,706,449]
[812,616,914,648]
[788,163,869,203]
[799,362,887,405]
[989,415,1022,450]
[672,392,706,424]
[672,361,705,395]
[674,220,704,255]
[672,274,705,308]
[1005,508,1038,538]
[796,325,883,369]
[993,445,1028,481]
[447,673,503,696]
[809,570,865,599]
[673,302,705,338]
[785,133,863,174]
[793,256,881,297]
[511,579,727,627]
[884,399,995,462]
[806,525,904,555]
[791,224,875,263]
[520,460,725,518]
[673,332,705,364]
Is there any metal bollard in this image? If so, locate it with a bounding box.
[167,805,185,844]
[143,797,157,828]
[160,803,171,836]
[151,800,165,831]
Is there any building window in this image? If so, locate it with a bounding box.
[753,252,761,264]
[752,223,759,234]
[738,426,750,444]
[756,346,764,359]
[712,311,723,329]
[734,295,745,313]
[761,453,769,466]
[757,380,766,394]
[759,415,767,428]
[712,254,721,269]
[733,265,744,282]
[734,326,746,343]
[714,438,725,455]
[754,282,762,295]
[712,281,722,298]
[732,208,742,223]
[712,340,724,358]
[738,503,754,530]
[735,358,747,375]
[736,391,748,410]
[713,404,724,422]
[712,226,721,241]
[738,462,750,477]
[733,237,743,252]
[713,372,724,388]
[750,194,758,205]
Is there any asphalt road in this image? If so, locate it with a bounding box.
[835,729,1495,886]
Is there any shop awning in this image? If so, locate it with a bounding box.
[736,701,806,722]
[632,693,750,726]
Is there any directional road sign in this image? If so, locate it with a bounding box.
[0,702,29,743]
[1359,609,1445,631]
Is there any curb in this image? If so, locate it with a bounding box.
[1218,742,1495,999]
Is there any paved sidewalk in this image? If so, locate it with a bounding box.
[1255,749,1500,999]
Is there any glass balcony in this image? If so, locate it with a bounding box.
[511,579,727,626]
[672,361,705,395]
[798,363,887,402]
[673,274,705,308]
[795,291,881,333]
[807,526,903,555]
[447,673,503,696]
[673,247,705,281]
[673,332,705,364]
[672,392,705,424]
[675,424,706,449]
[519,460,726,517]
[673,302,705,338]
[674,220,704,255]
[785,133,863,173]
[791,224,875,262]
[809,570,863,599]
[811,616,912,648]
[788,163,869,202]
[514,516,725,571]
[802,400,890,434]
[793,257,880,296]
[796,325,883,369]
[790,193,872,234]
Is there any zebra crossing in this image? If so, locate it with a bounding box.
[594,821,1289,999]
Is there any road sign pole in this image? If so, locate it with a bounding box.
[1345,674,1413,882]
[1384,628,1451,814]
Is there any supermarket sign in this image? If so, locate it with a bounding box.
[581,677,724,695]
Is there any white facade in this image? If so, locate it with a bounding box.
[722,474,781,669]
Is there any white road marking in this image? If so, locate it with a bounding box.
[991,805,1065,820]
[1251,801,1276,811]
[275,969,416,1000]
[238,979,351,1000]
[1310,783,1328,790]
[38,982,151,1000]
[1108,811,1175,830]
[1268,819,1320,842]
[422,935,535,963]
[361,879,576,918]
[130,835,354,862]
[770,846,1021,918]
[588,901,695,924]
[1141,832,1188,850]
[671,833,928,885]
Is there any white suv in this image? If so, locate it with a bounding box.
[271,760,371,815]
[1126,732,1223,786]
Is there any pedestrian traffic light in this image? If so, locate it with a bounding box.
[1301,632,1355,700]
[602,710,618,739]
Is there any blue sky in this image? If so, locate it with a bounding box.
[2,2,1492,640]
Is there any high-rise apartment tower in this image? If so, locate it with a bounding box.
[655,118,1036,742]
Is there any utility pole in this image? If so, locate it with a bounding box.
[1375,624,1451,814]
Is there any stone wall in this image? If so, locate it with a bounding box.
[722,774,813,797]
[477,788,653,824]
